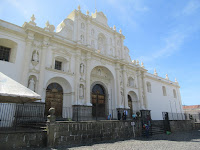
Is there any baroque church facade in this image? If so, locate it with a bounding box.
[0,6,183,120]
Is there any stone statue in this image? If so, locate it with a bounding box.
[166,74,169,80]
[33,51,39,62]
[28,78,35,91]
[121,91,124,105]
[80,63,84,74]
[79,84,84,98]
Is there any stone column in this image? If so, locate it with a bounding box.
[37,37,49,96]
[74,50,81,105]
[114,33,117,58]
[115,63,121,108]
[122,65,128,108]
[141,72,148,109]
[85,52,92,106]
[136,70,144,109]
[21,31,34,86]
[47,108,56,148]
[86,19,90,46]
[120,36,124,60]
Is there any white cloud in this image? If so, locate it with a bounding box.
[182,0,200,15]
[5,0,38,20]
[107,0,149,29]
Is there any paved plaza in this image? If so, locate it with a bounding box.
[67,130,200,150]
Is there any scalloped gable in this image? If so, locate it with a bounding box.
[92,11,108,26]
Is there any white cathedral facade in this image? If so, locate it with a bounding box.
[0,6,183,120]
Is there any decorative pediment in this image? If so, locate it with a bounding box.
[92,11,108,27]
[56,18,74,40]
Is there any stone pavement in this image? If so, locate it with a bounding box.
[32,130,200,150]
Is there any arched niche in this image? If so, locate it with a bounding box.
[32,50,39,62]
[128,77,135,87]
[97,33,107,54]
[28,75,37,92]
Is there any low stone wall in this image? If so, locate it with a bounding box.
[151,120,164,127]
[0,130,46,149]
[169,120,194,132]
[49,120,141,147]
[194,122,200,130]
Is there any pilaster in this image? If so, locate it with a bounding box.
[115,63,121,108]
[74,50,81,105]
[122,65,128,108]
[136,70,144,109]
[141,72,148,109]
[21,31,34,86]
[85,52,92,106]
[37,36,49,96]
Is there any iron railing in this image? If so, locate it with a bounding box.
[0,103,45,130]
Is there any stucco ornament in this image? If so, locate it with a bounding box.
[31,14,35,22]
[119,29,122,34]
[78,5,81,11]
[141,62,144,68]
[33,51,39,62]
[136,60,139,65]
[29,14,36,26]
[80,63,84,75]
[113,25,116,31]
[154,68,158,76]
[86,10,89,15]
[28,78,35,91]
[79,84,84,98]
[165,74,169,80]
[121,91,124,105]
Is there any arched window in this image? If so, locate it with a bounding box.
[147,82,152,93]
[173,89,177,98]
[162,86,167,96]
[97,33,106,54]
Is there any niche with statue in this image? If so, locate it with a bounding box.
[28,75,37,92]
[32,50,39,66]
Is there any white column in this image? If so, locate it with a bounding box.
[37,37,49,96]
[74,50,81,105]
[141,72,148,109]
[21,31,34,86]
[115,63,121,108]
[137,70,144,109]
[122,65,128,108]
[120,37,124,60]
[85,52,92,106]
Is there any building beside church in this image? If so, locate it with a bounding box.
[0,6,183,120]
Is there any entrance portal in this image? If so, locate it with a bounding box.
[128,95,133,116]
[45,83,63,117]
[92,84,106,118]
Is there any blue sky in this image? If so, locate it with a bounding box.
[0,0,200,105]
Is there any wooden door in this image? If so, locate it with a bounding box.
[45,83,63,117]
[92,84,106,118]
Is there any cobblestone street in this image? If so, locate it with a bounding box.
[65,130,200,150]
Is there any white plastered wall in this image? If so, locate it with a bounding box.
[145,77,183,120]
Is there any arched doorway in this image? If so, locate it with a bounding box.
[45,83,63,117]
[92,84,106,118]
[128,91,139,115]
[128,95,133,116]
